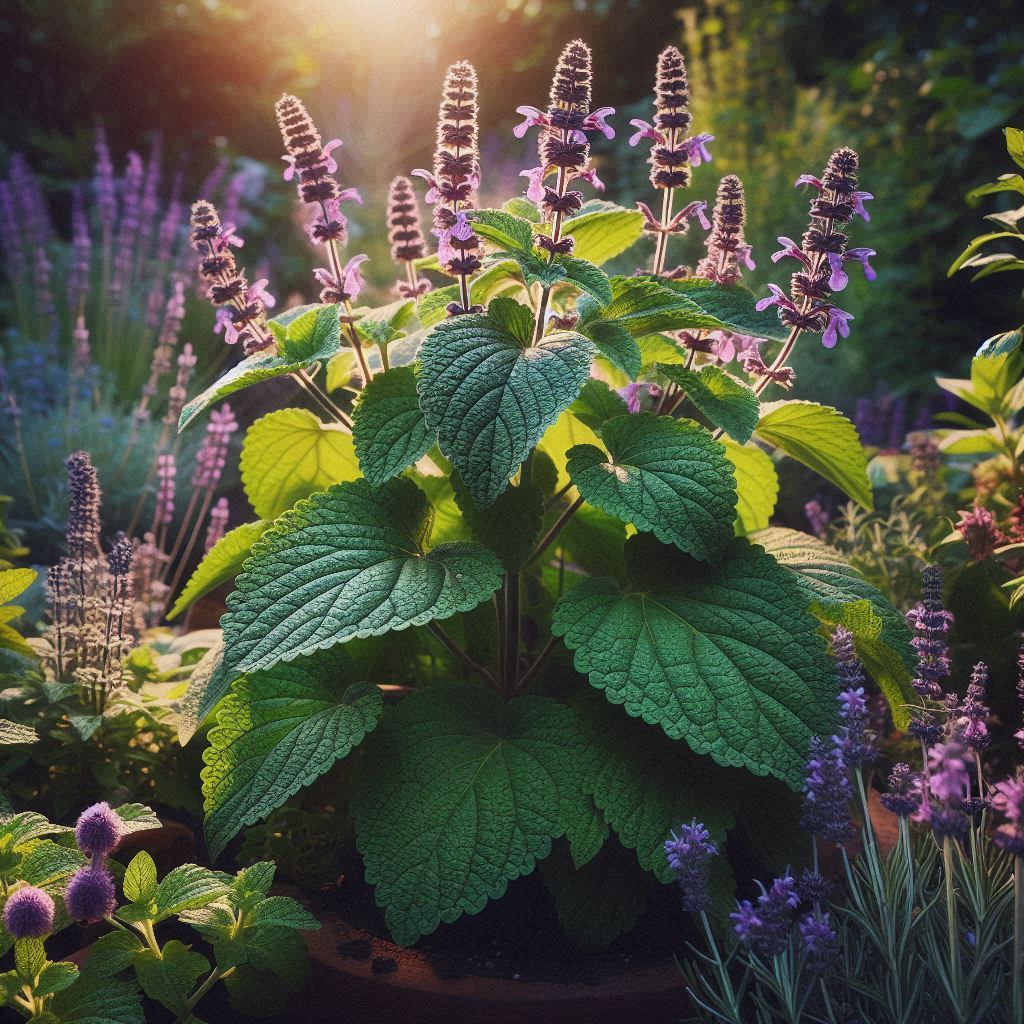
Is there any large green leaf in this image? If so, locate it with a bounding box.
[351,365,434,486]
[202,651,383,858]
[561,201,645,266]
[756,401,873,510]
[350,684,580,946]
[451,476,544,571]
[568,379,630,432]
[241,408,361,520]
[168,521,268,620]
[221,477,503,674]
[0,569,36,606]
[566,413,737,563]
[572,691,737,882]
[552,536,836,787]
[51,975,144,1024]
[133,940,208,1015]
[658,364,760,443]
[657,278,790,341]
[417,300,594,506]
[752,527,915,728]
[723,440,778,535]
[179,305,343,431]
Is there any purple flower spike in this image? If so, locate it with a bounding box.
[664,819,718,913]
[731,875,799,958]
[991,775,1024,856]
[512,105,550,139]
[313,253,369,305]
[75,802,122,859]
[881,763,922,817]
[3,886,55,939]
[821,307,853,348]
[682,133,714,166]
[799,909,838,974]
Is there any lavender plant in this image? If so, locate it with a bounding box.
[0,802,317,1022]
[168,38,906,950]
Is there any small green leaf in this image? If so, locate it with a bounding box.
[467,209,536,256]
[451,475,544,571]
[153,865,229,922]
[231,862,276,905]
[19,841,85,889]
[568,379,629,432]
[351,684,580,946]
[246,895,320,930]
[558,255,612,305]
[657,364,760,443]
[576,314,642,379]
[113,803,162,836]
[123,851,158,904]
[202,651,383,858]
[36,960,78,996]
[352,365,434,486]
[567,413,737,563]
[552,536,837,787]
[221,477,504,674]
[1005,127,1024,170]
[756,401,873,510]
[83,931,145,978]
[241,408,361,520]
[417,307,594,506]
[133,940,209,1014]
[14,938,45,982]
[723,440,778,535]
[0,569,36,605]
[239,925,309,982]
[561,201,645,266]
[51,974,144,1024]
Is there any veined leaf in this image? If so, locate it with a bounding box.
[415,262,524,328]
[241,408,360,520]
[657,278,791,341]
[133,940,208,1014]
[756,401,872,510]
[566,413,737,563]
[221,477,504,674]
[552,536,837,787]
[723,440,778,535]
[451,476,544,571]
[561,201,645,266]
[569,379,629,432]
[417,300,594,506]
[0,719,36,745]
[51,975,144,1024]
[658,364,760,443]
[0,569,36,606]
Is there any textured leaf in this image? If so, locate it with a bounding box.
[0,719,36,745]
[451,476,544,571]
[658,364,760,443]
[0,812,71,848]
[179,305,343,431]
[123,852,158,904]
[552,536,837,787]
[657,278,790,341]
[558,255,612,305]
[241,408,360,520]
[0,569,36,605]
[415,262,522,328]
[753,527,915,729]
[756,401,873,510]
[566,413,737,563]
[351,684,579,946]
[85,931,145,978]
[178,639,225,744]
[247,895,320,930]
[19,841,85,889]
[153,865,229,922]
[417,301,594,506]
[352,365,434,486]
[113,803,162,835]
[36,960,78,996]
[572,691,737,881]
[133,940,208,1014]
[221,477,504,674]
[202,651,383,858]
[561,201,645,266]
[569,379,629,432]
[167,521,269,620]
[240,925,310,981]
[468,209,536,255]
[561,793,609,870]
[51,975,144,1024]
[541,840,657,950]
[723,441,779,535]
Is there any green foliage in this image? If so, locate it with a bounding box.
[657,364,761,443]
[723,440,779,535]
[0,568,37,660]
[560,201,646,266]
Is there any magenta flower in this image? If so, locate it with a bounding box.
[710,331,762,364]
[755,283,800,314]
[827,248,876,290]
[211,222,244,252]
[821,307,854,348]
[628,118,663,147]
[681,133,714,166]
[410,168,440,204]
[771,236,813,270]
[575,167,606,193]
[436,212,474,265]
[520,166,547,204]
[582,106,616,139]
[313,253,369,305]
[795,174,824,190]
[512,105,551,139]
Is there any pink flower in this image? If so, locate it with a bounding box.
[575,167,606,192]
[435,212,474,265]
[676,200,710,231]
[582,106,616,140]
[737,244,756,270]
[711,331,763,364]
[513,105,551,139]
[771,236,812,270]
[795,174,824,191]
[681,134,714,166]
[411,169,439,204]
[821,307,854,348]
[827,248,876,291]
[313,253,369,304]
[628,119,663,147]
[211,222,244,252]
[755,283,800,314]
[248,278,276,310]
[520,166,548,204]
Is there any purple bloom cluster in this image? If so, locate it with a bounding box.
[65,451,102,564]
[799,909,838,974]
[955,506,1006,561]
[2,885,55,939]
[801,736,854,845]
[192,404,238,491]
[664,819,717,912]
[954,662,991,753]
[154,453,176,528]
[881,762,922,817]
[991,774,1024,857]
[731,875,800,958]
[905,566,952,699]
[204,496,230,555]
[833,628,876,768]
[386,175,431,298]
[65,803,122,924]
[915,739,971,840]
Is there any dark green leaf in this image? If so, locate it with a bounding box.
[451,475,544,571]
[657,364,760,443]
[568,379,629,432]
[133,940,208,1014]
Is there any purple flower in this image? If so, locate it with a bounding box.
[709,331,762,365]
[664,819,717,912]
[575,167,606,193]
[821,307,854,348]
[681,133,714,166]
[75,802,122,860]
[956,663,991,752]
[313,253,369,305]
[617,381,662,414]
[520,166,547,204]
[881,763,922,817]
[827,248,877,290]
[283,137,342,181]
[205,497,230,554]
[628,118,663,147]
[731,875,799,958]
[799,909,837,974]
[65,867,117,923]
[512,105,551,139]
[771,236,813,270]
[582,106,616,139]
[906,566,953,698]
[802,736,854,845]
[3,886,55,939]
[991,775,1024,856]
[755,283,800,315]
[804,499,830,538]
[851,191,873,221]
[955,506,1006,561]
[436,211,475,265]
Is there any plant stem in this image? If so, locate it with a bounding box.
[532,495,584,564]
[518,635,556,694]
[501,573,521,697]
[427,622,499,691]
[942,836,961,1007]
[173,966,235,1024]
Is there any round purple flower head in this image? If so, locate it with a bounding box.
[75,802,122,860]
[65,866,117,923]
[3,885,55,939]
[664,819,717,912]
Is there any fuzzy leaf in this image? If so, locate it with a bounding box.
[417,302,594,506]
[351,684,579,946]
[451,476,544,571]
[85,932,145,978]
[241,408,360,520]
[113,803,162,836]
[133,940,208,1014]
[723,441,779,535]
[123,851,158,904]
[221,477,504,674]
[756,401,873,510]
[51,975,144,1024]
[561,202,645,266]
[566,413,737,563]
[152,865,229,923]
[657,277,791,341]
[657,364,760,443]
[246,895,320,930]
[202,651,383,858]
[167,521,269,620]
[552,536,837,787]
[568,379,630,432]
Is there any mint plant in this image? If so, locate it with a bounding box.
[176,40,913,948]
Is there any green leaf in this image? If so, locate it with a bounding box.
[178,639,226,744]
[0,569,36,605]
[723,440,778,535]
[153,864,229,923]
[221,477,504,674]
[19,841,85,888]
[241,408,360,520]
[247,895,320,930]
[123,852,158,904]
[113,803,162,836]
[561,793,609,870]
[168,521,268,621]
[84,931,145,978]
[657,278,790,341]
[541,840,657,950]
[352,366,434,486]
[179,306,343,431]
[1005,127,1024,170]
[0,719,36,745]
[568,379,629,432]
[756,401,872,510]
[561,202,645,266]
[51,975,144,1024]
[558,256,612,305]
[239,925,309,982]
[417,305,594,506]
[566,413,737,563]
[752,527,915,729]
[202,651,383,858]
[502,197,541,222]
[657,364,760,443]
[133,940,209,1014]
[415,262,523,328]
[36,960,78,996]
[0,812,71,849]
[572,690,737,882]
[967,174,1024,201]
[451,475,543,572]
[15,938,45,981]
[352,298,415,347]
[552,536,836,787]
[351,684,579,946]
[467,209,536,256]
[231,862,276,904]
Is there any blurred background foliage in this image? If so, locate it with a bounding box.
[1,0,1023,409]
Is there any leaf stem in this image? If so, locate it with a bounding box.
[531,495,584,564]
[427,622,500,691]
[518,635,556,694]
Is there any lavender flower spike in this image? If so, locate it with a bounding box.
[696,175,755,284]
[801,735,854,845]
[664,819,718,912]
[730,875,799,958]
[881,763,922,817]
[906,565,953,698]
[991,774,1024,856]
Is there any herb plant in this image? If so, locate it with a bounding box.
[176,40,914,948]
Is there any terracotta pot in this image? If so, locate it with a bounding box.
[284,886,685,1024]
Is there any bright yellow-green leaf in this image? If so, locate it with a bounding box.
[723,440,778,534]
[0,568,36,606]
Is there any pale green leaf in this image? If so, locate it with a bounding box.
[123,851,158,904]
[0,569,36,606]
[0,719,36,745]
[723,440,778,535]
[561,201,645,266]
